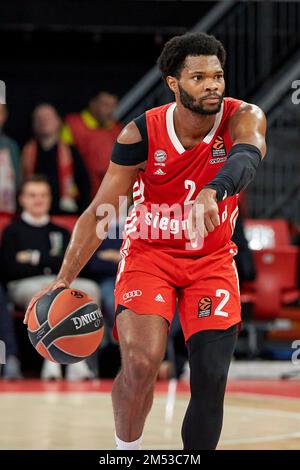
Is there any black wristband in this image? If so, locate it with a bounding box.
[205,143,262,201]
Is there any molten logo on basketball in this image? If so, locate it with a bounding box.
[71,309,102,330]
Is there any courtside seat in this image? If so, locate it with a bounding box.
[238,219,300,357]
[251,247,299,319]
[241,217,294,308]
[244,218,290,250]
[242,219,299,319]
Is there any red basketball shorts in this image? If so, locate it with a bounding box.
[113,240,241,343]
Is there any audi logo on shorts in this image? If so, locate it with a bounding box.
[123,290,142,302]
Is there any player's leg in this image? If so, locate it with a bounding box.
[178,243,241,449]
[181,324,238,450]
[112,308,169,448]
[112,246,177,448]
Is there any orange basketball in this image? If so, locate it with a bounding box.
[27,288,104,364]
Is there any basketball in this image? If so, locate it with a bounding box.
[27,288,104,364]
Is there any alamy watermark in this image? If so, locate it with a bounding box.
[0,340,6,364]
[0,80,6,104]
[291,80,300,104]
[94,196,206,251]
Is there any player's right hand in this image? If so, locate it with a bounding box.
[23,278,69,325]
[192,188,220,238]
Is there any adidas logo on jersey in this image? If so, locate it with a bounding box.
[155,293,165,303]
[153,169,166,176]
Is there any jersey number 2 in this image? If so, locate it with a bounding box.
[214,289,230,317]
[184,180,196,205]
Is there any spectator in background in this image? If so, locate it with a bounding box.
[62,91,122,196]
[0,104,20,214]
[0,283,22,379]
[0,175,101,380]
[86,222,122,345]
[22,104,91,215]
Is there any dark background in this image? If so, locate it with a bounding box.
[0,0,215,144]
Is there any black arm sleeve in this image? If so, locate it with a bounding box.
[110,113,148,166]
[204,143,262,201]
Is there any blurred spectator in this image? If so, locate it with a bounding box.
[86,223,122,344]
[0,283,22,379]
[0,104,20,213]
[0,175,101,380]
[62,91,122,196]
[21,104,91,215]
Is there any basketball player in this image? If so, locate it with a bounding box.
[24,32,266,450]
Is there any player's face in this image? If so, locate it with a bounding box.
[19,182,52,218]
[176,55,225,115]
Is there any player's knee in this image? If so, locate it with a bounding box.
[204,367,227,393]
[188,328,238,402]
[191,361,227,404]
[123,347,161,389]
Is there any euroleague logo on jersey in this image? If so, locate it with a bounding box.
[210,135,227,163]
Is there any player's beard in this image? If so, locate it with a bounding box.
[178,83,224,115]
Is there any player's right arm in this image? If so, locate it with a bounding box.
[24,121,146,323]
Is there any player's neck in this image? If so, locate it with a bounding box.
[173,102,217,148]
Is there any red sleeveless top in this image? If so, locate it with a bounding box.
[124,97,242,257]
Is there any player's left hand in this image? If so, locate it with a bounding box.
[191,188,220,238]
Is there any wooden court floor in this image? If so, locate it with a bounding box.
[0,379,300,450]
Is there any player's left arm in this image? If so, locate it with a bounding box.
[205,102,267,201]
[229,102,267,157]
[194,103,266,236]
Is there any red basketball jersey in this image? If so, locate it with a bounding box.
[123,97,242,257]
